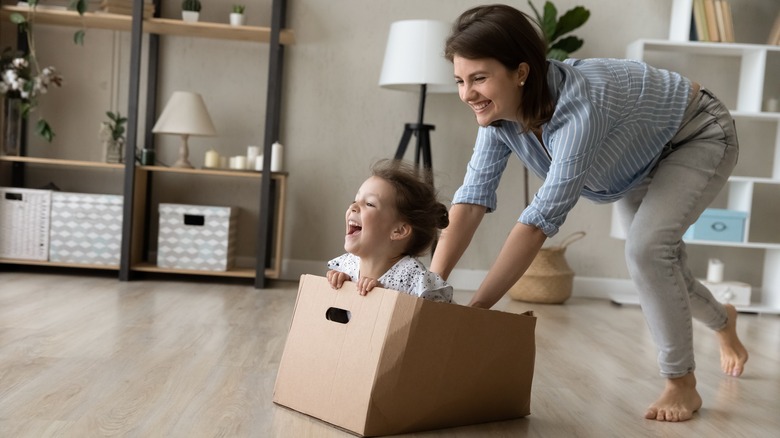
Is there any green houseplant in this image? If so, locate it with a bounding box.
[182,0,202,22]
[230,4,246,26]
[528,0,590,61]
[99,111,127,163]
[2,0,87,145]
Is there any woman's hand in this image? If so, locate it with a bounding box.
[326,270,351,289]
[356,276,380,296]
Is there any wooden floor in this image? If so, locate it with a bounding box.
[1,270,778,437]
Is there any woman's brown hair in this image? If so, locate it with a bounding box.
[445,4,554,132]
[372,159,449,257]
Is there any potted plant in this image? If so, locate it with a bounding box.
[99,111,127,163]
[230,4,246,26]
[182,0,202,23]
[528,0,590,61]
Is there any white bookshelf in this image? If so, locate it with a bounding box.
[611,37,780,314]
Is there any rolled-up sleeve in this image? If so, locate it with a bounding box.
[452,126,512,212]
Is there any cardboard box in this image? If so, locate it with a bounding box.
[49,192,123,265]
[273,275,537,436]
[683,208,747,243]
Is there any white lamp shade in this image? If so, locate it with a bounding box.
[152,91,217,136]
[379,20,456,94]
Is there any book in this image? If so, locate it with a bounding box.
[692,0,709,42]
[703,0,720,42]
[769,12,780,46]
[714,0,727,42]
[715,0,734,43]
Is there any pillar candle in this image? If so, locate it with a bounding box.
[271,142,284,172]
[707,258,724,283]
[232,155,247,170]
[247,145,260,169]
[204,149,220,168]
[255,154,264,171]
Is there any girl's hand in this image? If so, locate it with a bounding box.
[326,270,351,289]
[356,276,380,296]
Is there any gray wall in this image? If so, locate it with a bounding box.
[8,0,779,286]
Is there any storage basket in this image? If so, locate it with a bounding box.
[0,187,52,261]
[509,232,585,304]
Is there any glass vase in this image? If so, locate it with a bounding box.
[104,138,124,163]
[1,97,23,156]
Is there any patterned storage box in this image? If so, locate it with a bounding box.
[0,187,52,261]
[157,203,238,271]
[49,192,124,265]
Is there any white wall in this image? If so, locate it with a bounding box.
[7,0,779,288]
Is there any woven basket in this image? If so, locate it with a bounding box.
[509,232,585,304]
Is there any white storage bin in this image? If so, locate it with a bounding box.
[49,192,124,265]
[157,203,238,271]
[0,187,52,261]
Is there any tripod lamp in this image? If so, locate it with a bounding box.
[379,19,456,182]
[152,91,217,168]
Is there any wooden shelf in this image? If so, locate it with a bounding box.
[0,155,124,169]
[131,262,279,279]
[138,165,288,180]
[0,258,119,270]
[0,5,295,44]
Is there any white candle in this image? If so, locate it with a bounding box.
[255,154,264,171]
[204,149,220,168]
[707,258,724,283]
[247,145,260,169]
[232,155,247,170]
[271,141,284,172]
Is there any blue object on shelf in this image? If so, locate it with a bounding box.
[683,208,747,243]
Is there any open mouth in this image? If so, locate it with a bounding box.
[471,100,491,112]
[347,220,362,235]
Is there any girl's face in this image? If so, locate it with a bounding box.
[344,176,405,258]
[453,56,526,126]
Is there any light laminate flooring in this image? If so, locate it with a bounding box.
[0,270,778,437]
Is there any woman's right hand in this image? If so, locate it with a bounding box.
[326,270,351,289]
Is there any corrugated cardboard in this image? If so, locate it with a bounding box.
[273,275,537,436]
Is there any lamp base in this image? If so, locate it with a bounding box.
[172,134,194,168]
[171,158,194,169]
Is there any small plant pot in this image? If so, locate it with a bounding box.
[230,12,245,26]
[182,11,200,23]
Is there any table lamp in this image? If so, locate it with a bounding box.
[152,91,217,168]
[379,19,455,182]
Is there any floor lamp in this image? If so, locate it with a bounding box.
[379,20,456,184]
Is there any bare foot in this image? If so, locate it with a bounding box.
[717,304,749,377]
[645,373,702,422]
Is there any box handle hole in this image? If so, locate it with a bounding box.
[183,214,205,226]
[4,193,22,201]
[711,222,727,232]
[325,307,351,324]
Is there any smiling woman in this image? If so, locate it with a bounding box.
[431,3,748,424]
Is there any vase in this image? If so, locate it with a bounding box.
[230,13,246,26]
[182,11,200,22]
[104,138,124,163]
[1,97,23,156]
